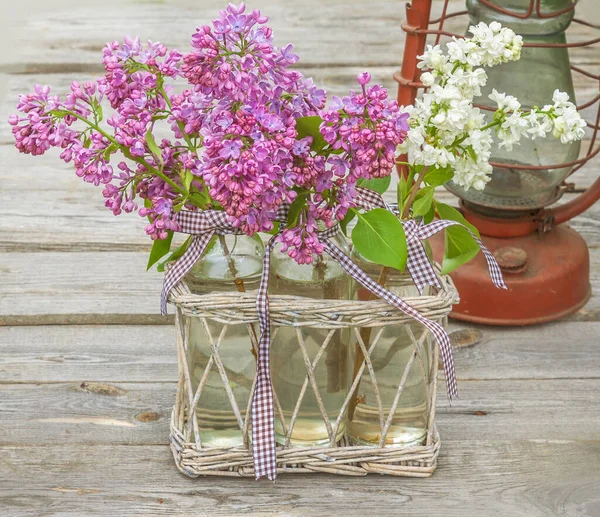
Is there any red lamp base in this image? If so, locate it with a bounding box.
[430,224,591,325]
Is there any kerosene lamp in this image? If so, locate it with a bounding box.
[396,0,600,324]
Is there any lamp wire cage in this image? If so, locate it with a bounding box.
[168,271,458,477]
[395,0,599,216]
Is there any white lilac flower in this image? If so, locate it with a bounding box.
[453,155,493,191]
[404,21,584,193]
[497,112,530,150]
[552,89,571,109]
[464,129,493,162]
[489,89,521,112]
[447,67,488,99]
[417,45,450,75]
[552,108,587,144]
[468,22,523,66]
[547,90,587,143]
[420,72,435,87]
[446,38,480,67]
[525,111,552,140]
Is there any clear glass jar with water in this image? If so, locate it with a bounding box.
[269,230,352,446]
[185,234,264,448]
[347,250,432,447]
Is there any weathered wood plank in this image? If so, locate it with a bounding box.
[0,441,598,516]
[1,322,600,383]
[1,379,599,445]
[2,244,599,322]
[0,326,177,382]
[0,252,164,319]
[0,0,462,70]
[3,0,598,72]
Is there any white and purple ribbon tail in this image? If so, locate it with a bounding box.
[252,235,278,481]
[416,219,507,291]
[403,219,444,294]
[355,185,389,210]
[321,237,459,401]
[160,210,235,315]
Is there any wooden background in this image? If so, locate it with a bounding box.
[0,1,599,515]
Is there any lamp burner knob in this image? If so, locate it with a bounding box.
[493,246,528,274]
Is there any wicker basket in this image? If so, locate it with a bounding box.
[169,273,458,477]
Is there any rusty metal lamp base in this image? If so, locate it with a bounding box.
[430,223,591,326]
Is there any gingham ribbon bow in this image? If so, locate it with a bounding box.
[160,210,245,315]
[403,218,507,293]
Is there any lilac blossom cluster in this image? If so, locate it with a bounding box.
[9,3,408,264]
[279,74,410,264]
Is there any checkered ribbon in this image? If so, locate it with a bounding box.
[160,210,246,315]
[355,186,507,294]
[252,223,462,481]
[403,218,507,293]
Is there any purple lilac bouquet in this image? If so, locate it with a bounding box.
[9,3,409,270]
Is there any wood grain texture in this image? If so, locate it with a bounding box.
[0,441,598,517]
[2,245,599,322]
[1,322,600,383]
[1,0,599,514]
[0,0,459,70]
[1,378,599,445]
[0,252,163,318]
[2,0,597,72]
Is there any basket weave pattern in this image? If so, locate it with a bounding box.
[169,274,458,477]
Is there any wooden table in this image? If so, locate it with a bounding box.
[1,1,599,515]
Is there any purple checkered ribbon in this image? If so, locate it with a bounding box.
[252,223,462,481]
[160,210,244,316]
[403,218,507,293]
[355,186,507,294]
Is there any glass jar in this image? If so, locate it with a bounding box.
[269,230,352,446]
[185,234,264,448]
[447,0,580,214]
[347,250,432,447]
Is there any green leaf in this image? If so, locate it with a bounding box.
[96,103,104,122]
[424,165,453,187]
[286,192,309,228]
[189,191,210,209]
[295,116,326,152]
[184,171,194,192]
[157,235,192,273]
[397,174,409,208]
[357,176,391,195]
[340,210,356,236]
[441,225,480,275]
[145,130,163,165]
[423,202,435,224]
[465,145,478,163]
[351,208,407,271]
[264,222,280,235]
[147,230,173,271]
[434,201,479,237]
[103,143,118,162]
[251,233,264,247]
[412,187,435,217]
